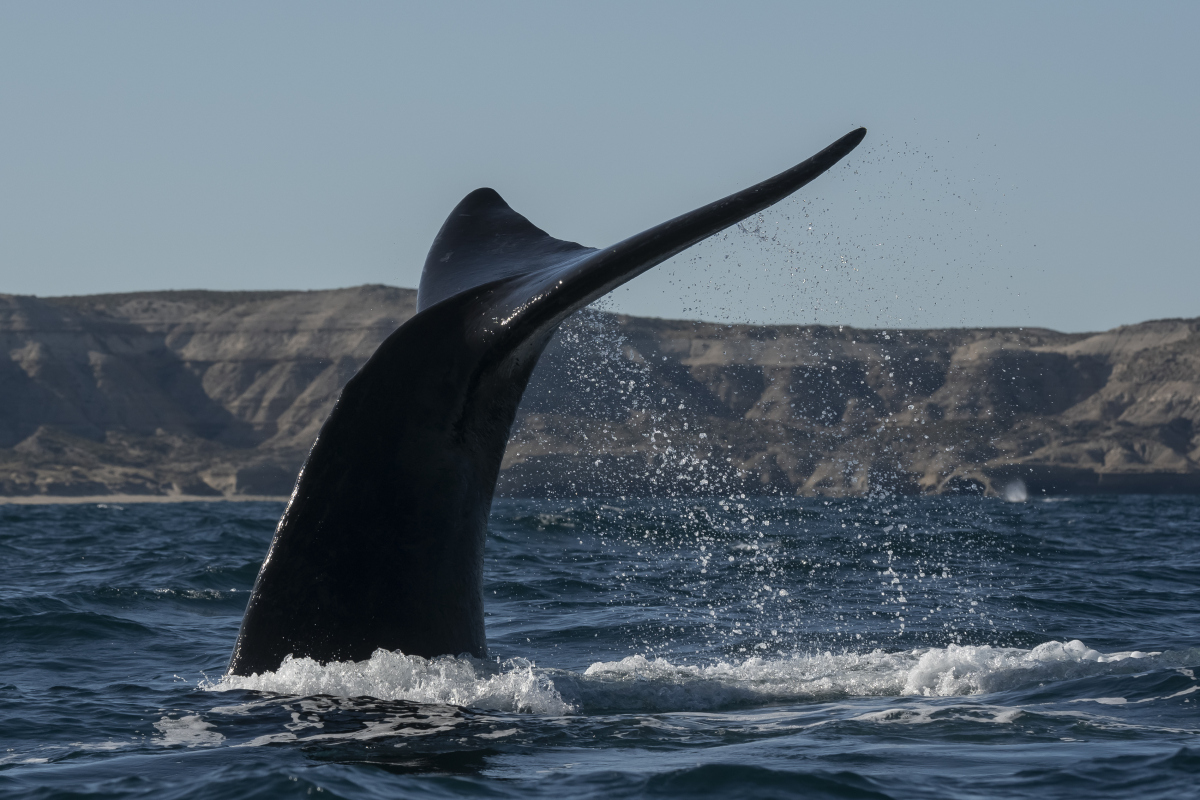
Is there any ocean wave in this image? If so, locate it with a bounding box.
[205,640,1198,714]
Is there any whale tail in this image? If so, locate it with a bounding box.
[227,128,866,677]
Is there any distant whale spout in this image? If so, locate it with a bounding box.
[226,128,866,677]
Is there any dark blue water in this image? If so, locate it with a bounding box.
[1,495,1198,799]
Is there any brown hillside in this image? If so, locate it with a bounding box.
[1,287,1196,498]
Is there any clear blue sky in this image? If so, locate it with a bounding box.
[1,1,1195,331]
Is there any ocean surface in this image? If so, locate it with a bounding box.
[1,494,1197,799]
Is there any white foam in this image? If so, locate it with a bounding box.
[849,702,1026,725]
[153,714,225,747]
[204,640,1192,714]
[208,650,572,714]
[900,639,1160,696]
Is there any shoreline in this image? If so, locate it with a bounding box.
[0,494,290,505]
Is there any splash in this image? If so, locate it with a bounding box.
[204,640,1189,715]
[1003,478,1028,502]
[206,650,572,714]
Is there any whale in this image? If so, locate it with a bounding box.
[227,128,866,676]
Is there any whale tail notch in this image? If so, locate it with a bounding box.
[226,128,866,677]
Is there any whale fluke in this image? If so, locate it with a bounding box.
[227,128,866,676]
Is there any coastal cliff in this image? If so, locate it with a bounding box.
[1,286,1196,498]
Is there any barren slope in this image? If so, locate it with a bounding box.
[1,287,1196,498]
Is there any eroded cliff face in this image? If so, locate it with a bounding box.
[1,286,1196,498]
[0,287,413,496]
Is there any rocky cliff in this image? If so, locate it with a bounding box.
[1,286,1197,498]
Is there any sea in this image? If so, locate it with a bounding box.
[1,494,1197,799]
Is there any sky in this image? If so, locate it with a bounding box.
[0,1,1196,332]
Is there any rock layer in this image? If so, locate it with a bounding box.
[1,287,1196,498]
